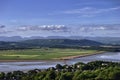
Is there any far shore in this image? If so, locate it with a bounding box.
[0,51,106,62]
[55,51,106,60]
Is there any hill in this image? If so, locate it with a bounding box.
[0,36,120,45]
[0,39,103,49]
[21,39,103,47]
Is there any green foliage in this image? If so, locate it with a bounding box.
[56,64,63,69]
[44,70,56,80]
[59,72,73,80]
[0,61,120,80]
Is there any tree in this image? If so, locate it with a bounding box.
[0,72,5,79]
[56,64,63,69]
[44,70,56,80]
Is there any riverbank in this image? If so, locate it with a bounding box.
[0,59,64,62]
[55,51,106,60]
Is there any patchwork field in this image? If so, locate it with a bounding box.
[0,48,101,60]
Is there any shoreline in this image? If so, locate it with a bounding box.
[57,51,106,60]
[0,59,64,62]
[0,51,106,62]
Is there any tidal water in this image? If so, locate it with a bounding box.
[0,52,120,72]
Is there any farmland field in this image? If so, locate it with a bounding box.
[0,48,102,60]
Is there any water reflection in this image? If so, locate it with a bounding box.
[68,52,120,64]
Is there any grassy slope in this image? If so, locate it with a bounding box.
[0,48,101,60]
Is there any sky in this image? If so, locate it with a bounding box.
[0,0,120,37]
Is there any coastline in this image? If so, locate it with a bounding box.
[0,51,106,62]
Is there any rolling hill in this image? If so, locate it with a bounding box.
[0,36,120,45]
[0,39,103,49]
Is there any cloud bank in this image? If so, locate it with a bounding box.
[17,25,69,32]
[0,24,120,37]
[79,24,120,31]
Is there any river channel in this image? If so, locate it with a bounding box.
[0,52,120,72]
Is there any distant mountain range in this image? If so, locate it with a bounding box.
[0,36,120,45]
[0,39,103,49]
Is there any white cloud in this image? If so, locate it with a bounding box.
[61,6,120,17]
[0,30,12,34]
[0,25,15,34]
[17,25,69,32]
[78,24,120,32]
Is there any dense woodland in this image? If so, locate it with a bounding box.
[0,61,120,80]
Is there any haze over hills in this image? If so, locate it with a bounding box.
[0,36,120,45]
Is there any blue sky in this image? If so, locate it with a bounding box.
[0,0,120,37]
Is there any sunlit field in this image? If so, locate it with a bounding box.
[0,48,100,60]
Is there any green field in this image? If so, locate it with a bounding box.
[0,48,101,60]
